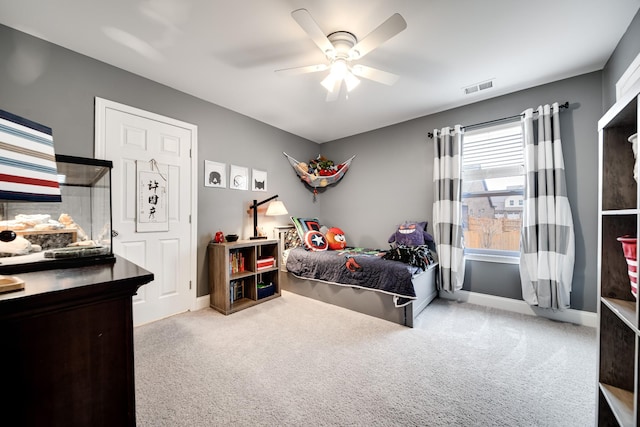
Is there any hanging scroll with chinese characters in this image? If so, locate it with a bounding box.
[136,159,168,232]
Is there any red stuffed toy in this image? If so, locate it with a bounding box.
[325,227,347,250]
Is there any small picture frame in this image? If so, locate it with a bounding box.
[204,160,226,188]
[252,169,267,192]
[229,165,248,190]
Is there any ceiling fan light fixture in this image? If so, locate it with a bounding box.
[321,73,338,92]
[344,72,360,92]
[330,59,348,79]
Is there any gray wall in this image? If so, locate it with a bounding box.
[322,72,603,312]
[0,24,319,297]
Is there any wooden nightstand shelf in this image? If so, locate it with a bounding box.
[208,239,281,314]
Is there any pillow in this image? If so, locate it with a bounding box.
[325,227,347,250]
[291,216,321,240]
[303,230,328,251]
[283,228,302,250]
[388,221,434,247]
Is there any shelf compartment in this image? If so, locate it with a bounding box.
[601,214,638,301]
[599,383,635,427]
[229,246,256,274]
[256,243,279,266]
[602,297,638,332]
[601,124,638,211]
[599,304,636,392]
[257,269,279,299]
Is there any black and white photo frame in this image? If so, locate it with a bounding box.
[252,169,267,192]
[204,160,226,188]
[229,164,249,190]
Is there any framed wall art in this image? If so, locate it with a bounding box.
[229,164,248,190]
[204,160,226,188]
[252,169,267,192]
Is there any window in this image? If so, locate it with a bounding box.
[462,121,524,262]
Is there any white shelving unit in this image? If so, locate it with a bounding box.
[597,81,640,426]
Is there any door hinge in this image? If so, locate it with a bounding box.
[189,280,192,290]
[189,214,192,224]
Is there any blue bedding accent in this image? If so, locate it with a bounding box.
[285,247,417,306]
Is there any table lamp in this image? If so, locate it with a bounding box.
[248,195,288,240]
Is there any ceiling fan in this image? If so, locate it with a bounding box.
[276,8,407,101]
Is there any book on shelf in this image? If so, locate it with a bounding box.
[230,280,244,303]
[229,250,245,274]
[256,256,275,270]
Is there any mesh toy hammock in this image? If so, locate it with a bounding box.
[284,152,355,200]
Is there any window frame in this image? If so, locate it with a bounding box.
[461,120,524,264]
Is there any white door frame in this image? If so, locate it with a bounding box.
[94,97,199,314]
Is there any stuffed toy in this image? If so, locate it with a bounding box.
[325,227,346,250]
[388,221,434,247]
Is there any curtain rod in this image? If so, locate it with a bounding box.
[427,101,569,139]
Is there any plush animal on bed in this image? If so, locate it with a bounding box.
[388,221,434,247]
[325,227,346,250]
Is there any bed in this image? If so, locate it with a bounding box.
[278,228,438,327]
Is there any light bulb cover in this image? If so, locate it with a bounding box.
[344,72,360,92]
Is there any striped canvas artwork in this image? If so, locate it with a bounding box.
[0,110,61,202]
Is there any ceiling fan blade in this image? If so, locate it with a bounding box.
[351,64,400,86]
[349,13,407,59]
[275,64,328,76]
[291,8,335,58]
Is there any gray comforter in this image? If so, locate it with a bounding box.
[285,247,417,304]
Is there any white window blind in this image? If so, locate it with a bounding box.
[461,121,524,260]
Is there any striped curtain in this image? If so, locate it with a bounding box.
[433,125,465,292]
[519,103,575,309]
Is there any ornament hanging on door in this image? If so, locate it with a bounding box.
[136,159,168,232]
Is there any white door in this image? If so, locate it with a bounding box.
[95,98,197,326]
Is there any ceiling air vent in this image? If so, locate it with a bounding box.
[463,79,494,95]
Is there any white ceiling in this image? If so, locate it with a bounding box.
[0,0,638,143]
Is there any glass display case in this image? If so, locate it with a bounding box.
[0,154,114,273]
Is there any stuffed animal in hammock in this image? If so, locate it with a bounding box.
[388,221,434,247]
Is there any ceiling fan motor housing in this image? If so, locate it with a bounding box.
[326,31,358,60]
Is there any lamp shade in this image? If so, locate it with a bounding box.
[265,200,288,216]
[0,110,61,202]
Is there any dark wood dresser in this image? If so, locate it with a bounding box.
[0,255,153,426]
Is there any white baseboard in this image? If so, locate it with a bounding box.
[195,295,210,311]
[438,290,597,328]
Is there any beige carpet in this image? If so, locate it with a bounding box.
[134,290,596,426]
